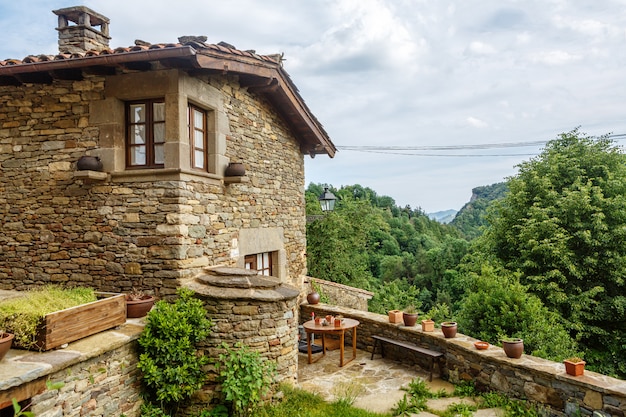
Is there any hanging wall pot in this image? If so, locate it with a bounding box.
[77,155,103,171]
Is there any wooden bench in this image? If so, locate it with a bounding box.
[370,335,443,381]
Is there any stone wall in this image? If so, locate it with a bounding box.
[0,70,307,296]
[301,304,626,417]
[184,268,300,411]
[0,322,143,417]
[305,277,373,311]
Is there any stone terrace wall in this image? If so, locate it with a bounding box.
[301,304,626,417]
[0,73,307,296]
[305,277,373,311]
[0,323,143,417]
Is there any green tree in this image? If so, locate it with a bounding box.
[456,261,578,361]
[306,197,383,288]
[481,129,626,376]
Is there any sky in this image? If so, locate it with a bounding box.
[2,0,626,213]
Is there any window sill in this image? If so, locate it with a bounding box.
[110,168,222,184]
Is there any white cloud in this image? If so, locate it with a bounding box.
[3,0,626,212]
[466,117,489,129]
[530,50,582,66]
[468,41,497,55]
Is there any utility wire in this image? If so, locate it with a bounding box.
[335,133,626,157]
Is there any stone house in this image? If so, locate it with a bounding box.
[0,6,336,298]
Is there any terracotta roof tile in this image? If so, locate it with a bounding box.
[0,37,334,157]
[0,38,284,68]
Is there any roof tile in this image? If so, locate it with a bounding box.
[0,38,283,70]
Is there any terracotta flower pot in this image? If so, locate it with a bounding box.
[306,291,320,305]
[564,359,586,376]
[388,310,403,323]
[402,312,418,327]
[502,338,524,359]
[441,322,457,338]
[0,332,14,362]
[421,319,435,332]
[126,295,155,318]
[474,341,489,350]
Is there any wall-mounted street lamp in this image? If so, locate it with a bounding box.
[318,187,337,212]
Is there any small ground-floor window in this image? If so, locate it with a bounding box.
[245,252,273,276]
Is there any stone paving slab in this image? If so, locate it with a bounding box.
[297,348,489,415]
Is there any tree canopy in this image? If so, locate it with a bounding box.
[477,128,626,376]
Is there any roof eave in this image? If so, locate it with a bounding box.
[0,45,335,158]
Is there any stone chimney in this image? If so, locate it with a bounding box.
[53,6,111,54]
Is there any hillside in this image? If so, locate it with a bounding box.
[427,209,457,224]
[451,182,507,239]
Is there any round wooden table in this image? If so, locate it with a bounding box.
[303,318,359,367]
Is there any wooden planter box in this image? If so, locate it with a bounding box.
[30,292,126,351]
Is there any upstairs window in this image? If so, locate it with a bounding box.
[188,104,208,170]
[245,252,273,276]
[126,99,165,168]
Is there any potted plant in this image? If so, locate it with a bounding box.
[421,318,435,332]
[0,330,14,361]
[388,310,403,323]
[126,288,156,318]
[402,305,418,327]
[564,357,586,376]
[502,337,524,359]
[0,286,125,351]
[441,321,457,338]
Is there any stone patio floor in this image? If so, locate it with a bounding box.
[296,345,504,416]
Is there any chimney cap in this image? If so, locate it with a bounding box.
[53,6,110,26]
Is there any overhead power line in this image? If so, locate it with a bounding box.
[335,133,626,157]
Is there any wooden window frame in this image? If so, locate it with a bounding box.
[244,252,273,276]
[188,103,208,171]
[125,99,165,169]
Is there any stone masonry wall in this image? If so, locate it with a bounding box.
[0,325,143,417]
[306,277,374,311]
[0,73,307,296]
[302,304,626,417]
[189,293,299,412]
[29,343,142,417]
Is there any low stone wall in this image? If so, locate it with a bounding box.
[0,322,144,417]
[305,277,373,311]
[301,303,626,417]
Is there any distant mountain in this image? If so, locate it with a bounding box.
[451,182,508,239]
[428,209,458,224]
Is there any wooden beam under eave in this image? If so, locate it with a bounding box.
[0,75,21,86]
[195,54,276,79]
[14,72,53,84]
[50,68,84,80]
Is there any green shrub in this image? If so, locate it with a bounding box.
[138,288,213,414]
[214,342,277,417]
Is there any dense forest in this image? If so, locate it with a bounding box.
[305,129,626,379]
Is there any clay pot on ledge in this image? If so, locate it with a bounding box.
[502,338,524,359]
[564,358,586,376]
[224,162,245,177]
[441,321,458,338]
[306,291,320,305]
[421,319,435,332]
[402,311,418,327]
[388,310,403,323]
[126,295,156,318]
[0,332,14,362]
[76,155,103,171]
